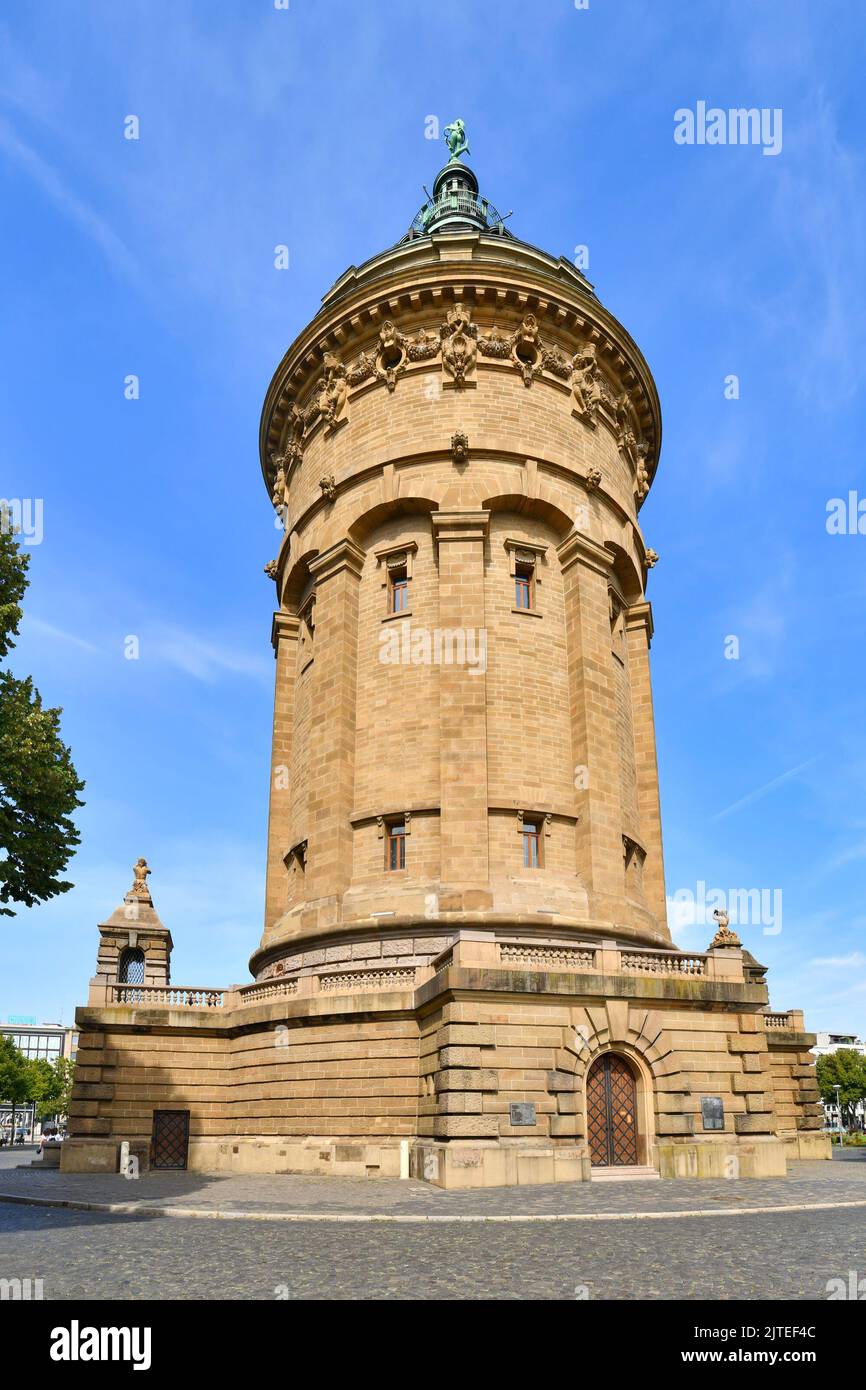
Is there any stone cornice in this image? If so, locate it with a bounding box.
[431,509,490,548]
[308,536,366,585]
[556,530,614,578]
[270,611,301,653]
[624,600,654,642]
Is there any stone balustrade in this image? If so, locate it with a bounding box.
[111,985,225,1009]
[763,1010,805,1031]
[619,948,706,977]
[101,940,743,1013]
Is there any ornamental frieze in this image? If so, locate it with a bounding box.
[265,302,657,509]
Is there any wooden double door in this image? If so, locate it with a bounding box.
[586,1054,639,1167]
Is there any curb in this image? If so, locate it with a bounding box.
[3,1190,866,1224]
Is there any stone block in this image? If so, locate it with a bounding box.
[546,1069,578,1093]
[734,1113,774,1134]
[437,1091,483,1114]
[732,1075,769,1094]
[432,1115,499,1139]
[435,1068,497,1093]
[656,1115,695,1136]
[440,1025,495,1047]
[438,1046,481,1068]
[746,1093,774,1113]
[549,1114,581,1137]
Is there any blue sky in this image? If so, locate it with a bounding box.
[1,1,864,1036]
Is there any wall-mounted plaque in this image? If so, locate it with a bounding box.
[509,1102,536,1127]
[701,1096,724,1131]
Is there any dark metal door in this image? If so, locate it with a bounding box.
[586,1055,638,1166]
[151,1110,190,1170]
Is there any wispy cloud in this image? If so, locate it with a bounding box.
[811,952,866,969]
[147,625,270,684]
[26,616,101,655]
[0,114,139,285]
[712,757,817,822]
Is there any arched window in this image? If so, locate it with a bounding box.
[118,948,145,985]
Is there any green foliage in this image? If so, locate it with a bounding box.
[0,520,83,915]
[816,1049,866,1127]
[0,517,28,660]
[0,1033,32,1106]
[35,1055,75,1123]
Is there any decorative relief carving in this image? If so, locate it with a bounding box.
[451,430,469,464]
[266,311,657,511]
[319,474,336,502]
[478,327,511,359]
[585,467,602,492]
[634,440,650,502]
[500,944,595,969]
[318,351,348,429]
[374,320,407,392]
[571,343,601,428]
[440,302,478,387]
[347,353,376,387]
[263,559,279,580]
[406,328,439,362]
[319,967,416,993]
[541,345,571,380]
[509,312,542,386]
[644,548,659,568]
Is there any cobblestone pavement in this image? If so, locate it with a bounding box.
[0,1159,863,1219]
[1,1200,863,1299]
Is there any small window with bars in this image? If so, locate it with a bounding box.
[119,948,145,985]
[386,818,406,871]
[521,817,542,868]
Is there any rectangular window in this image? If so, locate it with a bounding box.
[522,819,542,868]
[514,562,534,610]
[387,819,406,871]
[388,565,409,614]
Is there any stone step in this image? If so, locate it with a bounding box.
[590,1164,660,1182]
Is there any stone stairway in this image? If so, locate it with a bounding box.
[590,1164,660,1182]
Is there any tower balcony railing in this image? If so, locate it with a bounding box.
[406,190,509,238]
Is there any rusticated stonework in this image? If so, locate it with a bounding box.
[62,157,828,1188]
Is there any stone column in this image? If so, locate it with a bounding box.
[432,511,490,898]
[624,601,667,929]
[264,611,300,933]
[304,538,365,916]
[557,532,625,924]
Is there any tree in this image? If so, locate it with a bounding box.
[0,1034,32,1144]
[0,512,84,914]
[34,1056,75,1126]
[816,1049,866,1130]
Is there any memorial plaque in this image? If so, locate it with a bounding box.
[509,1102,536,1127]
[701,1096,724,1131]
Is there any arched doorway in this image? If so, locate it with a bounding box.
[586,1053,639,1167]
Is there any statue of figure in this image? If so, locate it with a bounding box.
[318,352,347,428]
[129,857,152,900]
[710,907,742,949]
[571,343,601,427]
[444,119,470,163]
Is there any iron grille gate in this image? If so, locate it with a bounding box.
[151,1110,190,1170]
[586,1055,638,1167]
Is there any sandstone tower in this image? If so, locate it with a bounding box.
[63,130,827,1185]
